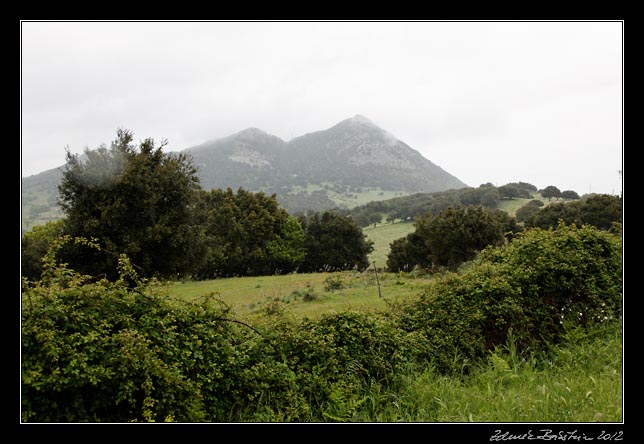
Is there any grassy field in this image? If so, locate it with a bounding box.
[363,221,415,267]
[290,183,409,209]
[163,270,622,422]
[496,197,534,217]
[164,270,431,321]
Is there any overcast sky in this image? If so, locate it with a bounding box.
[21,21,623,195]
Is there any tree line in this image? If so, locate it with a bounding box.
[344,181,584,228]
[384,193,621,273]
[21,130,373,282]
[21,129,622,282]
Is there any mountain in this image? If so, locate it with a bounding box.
[22,115,468,230]
[185,115,467,211]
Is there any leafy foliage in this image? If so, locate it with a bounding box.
[22,221,622,422]
[57,129,205,279]
[194,188,305,278]
[387,205,518,271]
[20,220,65,281]
[525,194,622,231]
[299,211,374,272]
[396,223,622,374]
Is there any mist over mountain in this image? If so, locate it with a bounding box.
[186,115,466,202]
[22,115,468,229]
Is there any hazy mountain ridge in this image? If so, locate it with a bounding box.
[22,115,468,229]
[188,115,466,193]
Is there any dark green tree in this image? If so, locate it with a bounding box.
[386,231,430,272]
[506,181,538,192]
[21,219,66,281]
[540,185,562,201]
[498,184,532,199]
[577,194,622,230]
[515,200,544,224]
[424,206,514,270]
[524,202,581,229]
[300,211,373,272]
[57,129,205,279]
[561,190,581,200]
[387,206,516,272]
[515,203,541,224]
[195,188,302,278]
[525,195,621,231]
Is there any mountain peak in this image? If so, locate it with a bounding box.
[232,127,270,138]
[349,114,374,124]
[337,114,379,129]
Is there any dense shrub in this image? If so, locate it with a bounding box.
[21,239,413,422]
[479,223,622,342]
[396,223,622,373]
[22,242,258,422]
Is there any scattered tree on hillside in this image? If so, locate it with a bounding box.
[498,184,532,200]
[525,194,621,231]
[540,185,562,201]
[561,190,581,200]
[515,199,544,223]
[515,203,542,224]
[459,186,501,208]
[423,206,517,270]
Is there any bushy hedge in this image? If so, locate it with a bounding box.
[396,222,622,373]
[21,223,622,422]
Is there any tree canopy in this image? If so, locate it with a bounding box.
[57,129,205,279]
[525,194,622,231]
[299,211,374,272]
[387,205,517,272]
[194,188,305,278]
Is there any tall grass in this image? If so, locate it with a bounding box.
[350,320,622,422]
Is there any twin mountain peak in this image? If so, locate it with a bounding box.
[186,115,467,196]
[22,115,468,220]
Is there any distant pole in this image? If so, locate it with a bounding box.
[373,262,382,298]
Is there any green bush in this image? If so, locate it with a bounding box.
[397,223,622,374]
[480,223,622,342]
[22,252,258,422]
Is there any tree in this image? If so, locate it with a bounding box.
[424,206,514,270]
[57,129,205,279]
[540,185,562,201]
[195,188,300,278]
[561,190,581,200]
[525,194,621,231]
[506,181,538,192]
[266,215,306,273]
[300,211,374,272]
[386,231,431,272]
[498,184,532,200]
[524,202,581,229]
[21,220,66,281]
[387,206,516,272]
[578,194,622,230]
[515,203,541,224]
